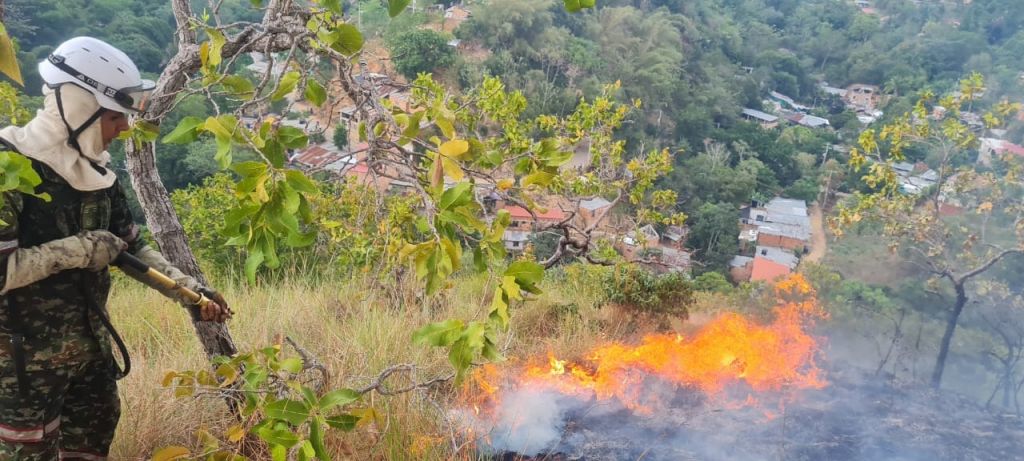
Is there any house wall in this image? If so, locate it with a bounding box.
[730,263,753,283]
[756,233,807,251]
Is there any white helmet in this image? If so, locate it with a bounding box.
[38,36,156,114]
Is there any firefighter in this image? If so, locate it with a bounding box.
[0,36,230,460]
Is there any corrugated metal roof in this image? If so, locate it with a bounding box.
[755,246,799,268]
[580,197,612,211]
[742,108,778,122]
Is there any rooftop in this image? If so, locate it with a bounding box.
[503,205,566,221]
[751,257,793,282]
[580,197,613,211]
[742,108,779,123]
[755,245,799,269]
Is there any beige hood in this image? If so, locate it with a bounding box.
[0,84,116,191]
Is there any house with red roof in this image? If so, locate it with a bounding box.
[978,138,1024,166]
[501,204,566,253]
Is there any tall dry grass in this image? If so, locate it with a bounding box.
[106,265,624,460]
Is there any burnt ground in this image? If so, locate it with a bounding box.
[487,366,1024,461]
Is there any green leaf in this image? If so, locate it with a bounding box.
[506,261,544,286]
[162,116,204,144]
[318,388,361,411]
[271,71,301,101]
[438,182,472,210]
[388,0,412,17]
[305,79,327,107]
[257,427,301,449]
[412,319,465,347]
[279,357,303,374]
[522,170,555,188]
[563,0,595,12]
[277,126,309,149]
[325,413,360,431]
[321,0,342,14]
[214,135,232,169]
[285,169,319,194]
[435,116,455,139]
[310,417,329,460]
[264,399,311,426]
[330,24,364,56]
[245,248,265,281]
[271,444,287,461]
[231,161,267,178]
[221,75,255,99]
[0,24,23,85]
[489,286,509,327]
[206,28,226,68]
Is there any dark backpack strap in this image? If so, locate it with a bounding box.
[0,137,30,396]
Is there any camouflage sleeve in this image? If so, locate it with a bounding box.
[108,179,146,254]
[0,192,22,287]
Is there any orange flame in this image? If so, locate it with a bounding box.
[465,275,828,414]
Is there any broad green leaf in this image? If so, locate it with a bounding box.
[321,0,342,14]
[522,170,555,188]
[330,24,364,55]
[285,169,319,194]
[305,79,327,107]
[151,446,190,461]
[435,117,455,138]
[271,444,287,461]
[318,388,361,411]
[214,134,232,169]
[277,126,309,149]
[162,116,204,144]
[325,413,360,431]
[0,24,22,85]
[231,161,267,178]
[244,248,265,281]
[310,418,329,460]
[264,399,311,426]
[271,71,301,101]
[438,182,472,210]
[279,357,303,374]
[506,261,544,286]
[563,0,595,12]
[388,0,411,17]
[206,28,226,68]
[412,319,465,347]
[204,115,238,139]
[489,286,509,327]
[257,427,301,449]
[262,139,286,168]
[221,75,255,99]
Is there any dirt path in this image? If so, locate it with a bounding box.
[803,204,827,264]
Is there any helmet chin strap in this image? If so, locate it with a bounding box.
[54,85,108,175]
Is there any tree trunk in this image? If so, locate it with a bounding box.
[931,281,967,388]
[125,138,238,360]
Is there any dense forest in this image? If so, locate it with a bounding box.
[1,0,1023,459]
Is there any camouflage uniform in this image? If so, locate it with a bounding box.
[0,158,143,460]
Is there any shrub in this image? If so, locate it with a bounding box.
[602,265,694,319]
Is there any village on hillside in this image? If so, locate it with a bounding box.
[243,0,1022,285]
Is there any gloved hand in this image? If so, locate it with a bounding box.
[197,287,233,323]
[76,230,128,271]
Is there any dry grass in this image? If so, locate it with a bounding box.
[106,266,625,460]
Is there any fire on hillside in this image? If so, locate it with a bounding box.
[453,275,1024,461]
